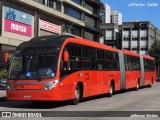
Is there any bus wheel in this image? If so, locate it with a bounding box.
[108,82,114,97]
[136,81,140,91]
[71,85,81,105]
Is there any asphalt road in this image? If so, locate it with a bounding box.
[0,81,160,120]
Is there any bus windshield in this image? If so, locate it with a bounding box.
[8,46,60,80]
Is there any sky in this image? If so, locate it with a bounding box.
[101,0,160,29]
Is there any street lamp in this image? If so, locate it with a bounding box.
[68,21,87,34]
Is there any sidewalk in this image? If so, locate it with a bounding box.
[0,89,6,101]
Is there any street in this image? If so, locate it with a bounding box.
[0,81,160,120]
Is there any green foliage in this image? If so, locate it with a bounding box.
[149,41,160,63]
[0,69,8,78]
[149,40,160,72]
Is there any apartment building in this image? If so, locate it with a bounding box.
[101,3,122,25]
[110,10,122,25]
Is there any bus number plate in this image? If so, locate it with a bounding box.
[13,84,24,89]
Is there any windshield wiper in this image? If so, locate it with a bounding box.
[25,56,41,80]
[26,56,32,73]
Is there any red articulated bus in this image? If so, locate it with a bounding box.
[6,35,156,105]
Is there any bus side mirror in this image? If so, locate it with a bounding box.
[64,51,69,62]
[4,52,8,63]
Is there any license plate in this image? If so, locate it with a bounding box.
[13,84,24,89]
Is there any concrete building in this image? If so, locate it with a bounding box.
[0,0,102,69]
[120,21,160,55]
[101,3,122,25]
[110,10,122,25]
[100,21,160,55]
[100,23,119,47]
[104,3,110,24]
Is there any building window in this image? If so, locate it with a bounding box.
[132,48,137,51]
[141,37,147,40]
[85,15,96,27]
[123,38,130,41]
[34,0,45,5]
[132,38,139,41]
[85,2,97,14]
[141,48,148,51]
[65,23,81,37]
[84,30,96,40]
[124,48,130,50]
[115,20,118,22]
[72,0,81,5]
[64,4,81,20]
[47,0,61,11]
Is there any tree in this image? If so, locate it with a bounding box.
[0,69,8,79]
[148,40,160,70]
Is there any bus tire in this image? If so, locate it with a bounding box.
[71,85,81,105]
[108,82,114,97]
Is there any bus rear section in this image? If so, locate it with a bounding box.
[141,55,156,86]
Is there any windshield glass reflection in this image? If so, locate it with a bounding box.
[9,46,60,80]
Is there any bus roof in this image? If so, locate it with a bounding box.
[17,35,119,52]
[16,35,74,50]
[66,37,119,52]
[122,49,140,57]
[142,55,155,60]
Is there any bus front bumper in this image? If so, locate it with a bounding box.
[6,89,61,101]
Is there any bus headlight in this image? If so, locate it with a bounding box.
[45,80,59,90]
